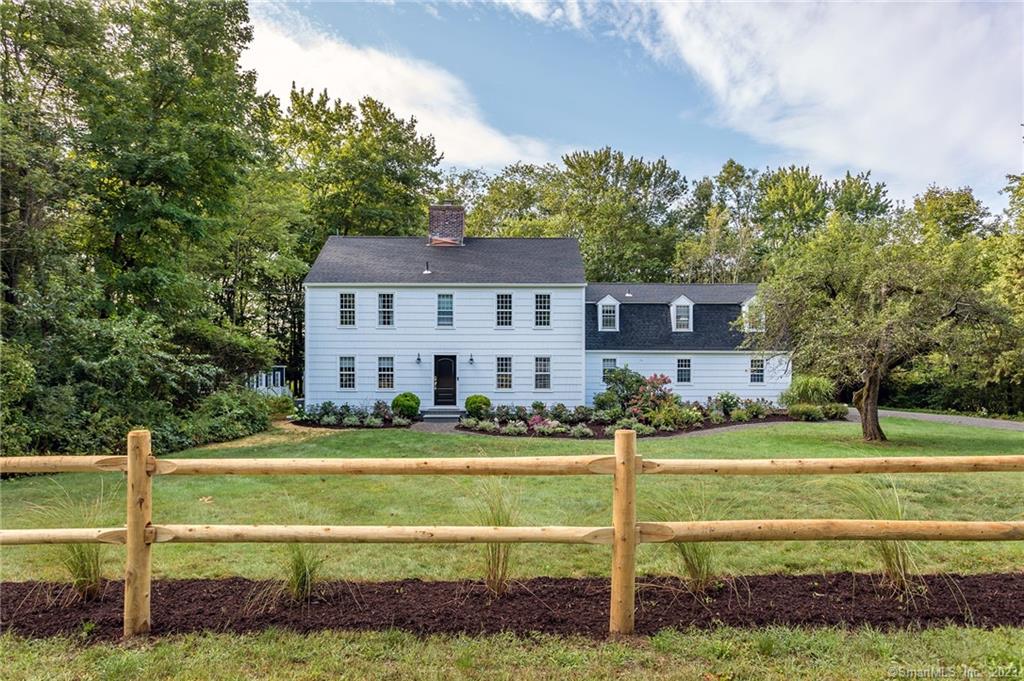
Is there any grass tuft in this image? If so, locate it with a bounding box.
[28,481,117,601]
[832,476,923,598]
[649,484,732,593]
[284,544,326,603]
[470,477,521,597]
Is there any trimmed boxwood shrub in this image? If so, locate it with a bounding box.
[821,402,850,420]
[465,394,492,419]
[391,392,421,419]
[788,403,825,421]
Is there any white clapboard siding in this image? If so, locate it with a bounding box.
[305,286,587,409]
[585,351,792,405]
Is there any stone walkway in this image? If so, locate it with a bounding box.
[848,408,1024,432]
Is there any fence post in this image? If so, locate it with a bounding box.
[124,429,153,637]
[609,429,638,636]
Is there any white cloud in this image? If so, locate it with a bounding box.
[242,5,558,168]
[497,1,1023,201]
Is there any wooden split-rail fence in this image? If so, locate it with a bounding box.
[1,430,1023,637]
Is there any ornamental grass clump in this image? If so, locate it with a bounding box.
[284,544,326,603]
[650,486,729,594]
[833,477,922,598]
[29,482,117,601]
[471,478,522,597]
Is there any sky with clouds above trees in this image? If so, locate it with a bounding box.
[242,1,1022,208]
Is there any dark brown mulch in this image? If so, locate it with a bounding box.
[2,573,1021,642]
[457,413,797,439]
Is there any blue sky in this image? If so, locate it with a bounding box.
[244,1,1022,209]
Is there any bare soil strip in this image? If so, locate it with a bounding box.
[2,573,1020,642]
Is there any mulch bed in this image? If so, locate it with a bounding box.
[458,413,797,438]
[291,421,412,430]
[3,573,1021,642]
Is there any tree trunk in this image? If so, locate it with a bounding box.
[852,370,886,442]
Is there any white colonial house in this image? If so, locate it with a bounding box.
[303,205,790,416]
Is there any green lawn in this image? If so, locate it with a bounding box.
[2,417,1022,582]
[2,627,1022,680]
[2,418,1023,679]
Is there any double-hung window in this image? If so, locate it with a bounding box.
[534,293,551,327]
[534,356,551,390]
[338,356,356,389]
[600,304,617,331]
[377,356,394,389]
[676,358,692,384]
[602,358,617,383]
[496,356,513,390]
[496,293,513,327]
[674,304,691,332]
[377,293,394,327]
[437,293,453,327]
[750,358,765,383]
[339,293,356,327]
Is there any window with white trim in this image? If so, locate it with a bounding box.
[673,304,691,331]
[600,304,618,330]
[496,356,513,390]
[534,356,551,390]
[436,293,453,327]
[377,293,394,327]
[750,358,765,383]
[377,356,394,390]
[602,358,617,383]
[743,298,765,333]
[339,293,355,327]
[496,293,512,327]
[534,293,551,327]
[676,358,692,384]
[338,356,355,389]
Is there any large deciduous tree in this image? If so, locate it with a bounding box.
[749,213,994,441]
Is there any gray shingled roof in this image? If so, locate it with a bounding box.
[305,237,585,284]
[586,282,758,304]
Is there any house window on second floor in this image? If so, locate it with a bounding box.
[378,293,394,327]
[534,293,551,327]
[743,298,766,333]
[600,304,618,331]
[496,293,513,327]
[496,356,513,390]
[534,356,551,390]
[750,358,765,383]
[676,358,692,384]
[673,304,691,332]
[338,356,356,389]
[339,293,356,327]
[602,358,617,383]
[437,293,454,327]
[378,356,394,390]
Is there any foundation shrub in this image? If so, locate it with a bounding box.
[465,395,492,419]
[821,403,850,420]
[391,392,421,419]
[788,403,825,421]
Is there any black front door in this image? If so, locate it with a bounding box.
[433,355,457,406]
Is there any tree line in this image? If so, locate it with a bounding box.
[2,0,1021,451]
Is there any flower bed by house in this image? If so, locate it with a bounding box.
[292,392,420,429]
[456,369,849,439]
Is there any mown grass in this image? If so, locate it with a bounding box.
[1,626,1022,680]
[1,418,1022,583]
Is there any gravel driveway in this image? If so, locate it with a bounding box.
[848,408,1024,432]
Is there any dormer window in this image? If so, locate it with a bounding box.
[597,295,619,331]
[671,294,693,332]
[743,297,766,333]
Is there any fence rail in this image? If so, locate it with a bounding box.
[1,430,1021,637]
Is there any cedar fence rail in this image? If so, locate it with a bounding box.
[1,429,1023,637]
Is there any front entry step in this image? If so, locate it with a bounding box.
[422,407,464,421]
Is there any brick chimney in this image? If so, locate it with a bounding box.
[428,203,465,246]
